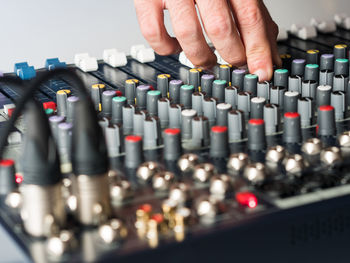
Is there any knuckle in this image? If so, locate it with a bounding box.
[206,15,232,39]
[176,25,198,41]
[141,24,161,43]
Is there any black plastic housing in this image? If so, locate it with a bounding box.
[21,101,61,185]
[71,99,109,175]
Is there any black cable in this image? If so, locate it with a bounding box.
[0,68,89,160]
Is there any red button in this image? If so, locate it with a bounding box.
[116,90,123,97]
[15,173,23,184]
[236,192,258,208]
[164,128,181,135]
[284,112,300,118]
[211,126,228,133]
[125,135,142,142]
[249,119,264,125]
[139,203,152,213]
[43,101,57,111]
[151,213,164,223]
[0,159,14,167]
[319,105,334,112]
[7,108,15,117]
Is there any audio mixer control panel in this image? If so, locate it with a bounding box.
[1,18,350,263]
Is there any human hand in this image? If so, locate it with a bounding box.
[134,0,281,81]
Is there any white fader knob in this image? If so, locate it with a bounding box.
[335,14,350,30]
[130,44,155,63]
[103,49,127,67]
[310,18,336,33]
[290,24,317,40]
[74,53,98,72]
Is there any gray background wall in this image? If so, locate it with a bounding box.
[0,0,349,72]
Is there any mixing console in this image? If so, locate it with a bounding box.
[2,19,350,263]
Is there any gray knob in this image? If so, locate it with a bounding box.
[317,105,336,136]
[125,79,138,104]
[283,112,302,144]
[288,75,302,93]
[284,91,299,113]
[144,116,161,148]
[0,160,16,195]
[147,90,161,116]
[111,96,126,124]
[225,86,238,109]
[298,97,314,127]
[319,70,334,86]
[188,68,201,91]
[163,128,182,161]
[181,109,197,140]
[66,96,79,123]
[212,80,227,103]
[122,104,136,135]
[192,92,205,116]
[248,119,266,151]
[228,110,245,141]
[133,110,147,136]
[291,59,306,76]
[274,69,289,88]
[169,104,183,128]
[157,74,170,97]
[56,90,70,117]
[334,58,349,76]
[57,122,73,163]
[301,80,317,99]
[169,79,183,104]
[136,85,151,109]
[49,115,65,142]
[180,85,194,109]
[219,65,231,84]
[306,49,320,65]
[257,81,271,100]
[304,64,319,82]
[333,74,349,92]
[237,91,251,118]
[91,84,106,111]
[270,86,285,109]
[105,124,123,157]
[232,69,246,90]
[216,103,232,126]
[201,74,215,96]
[331,91,347,120]
[244,74,258,97]
[250,97,266,119]
[210,126,229,158]
[334,44,348,60]
[158,98,171,128]
[320,54,334,71]
[192,116,210,147]
[203,97,217,127]
[264,104,280,134]
[100,90,115,118]
[125,135,143,168]
[316,85,332,108]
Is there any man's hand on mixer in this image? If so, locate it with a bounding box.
[134,0,281,81]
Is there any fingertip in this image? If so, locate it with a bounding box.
[252,65,273,82]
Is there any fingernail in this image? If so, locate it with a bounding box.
[253,69,269,82]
